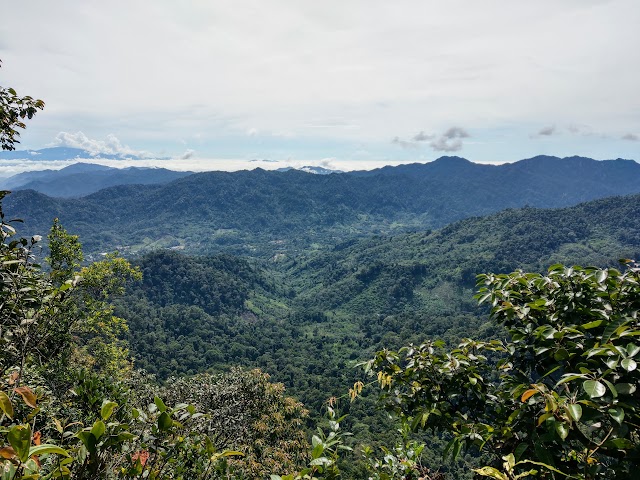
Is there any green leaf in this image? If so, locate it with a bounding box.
[621,358,637,371]
[158,412,173,431]
[474,466,508,480]
[603,438,634,450]
[205,435,215,455]
[91,420,105,440]
[602,317,627,343]
[514,443,528,462]
[0,391,14,419]
[608,407,625,425]
[100,400,118,421]
[627,343,640,357]
[8,425,31,463]
[565,404,582,422]
[537,412,553,426]
[77,431,97,454]
[154,396,167,413]
[554,422,569,440]
[581,320,603,329]
[582,380,606,398]
[615,383,637,395]
[28,444,70,458]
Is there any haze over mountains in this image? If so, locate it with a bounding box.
[0,162,192,197]
[0,146,162,161]
[4,155,640,256]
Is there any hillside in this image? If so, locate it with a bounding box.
[5,155,640,257]
[116,194,640,414]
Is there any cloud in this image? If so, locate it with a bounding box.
[412,131,435,142]
[51,131,154,158]
[179,149,195,159]
[391,136,419,149]
[393,127,470,152]
[429,127,470,152]
[622,133,639,141]
[537,125,556,136]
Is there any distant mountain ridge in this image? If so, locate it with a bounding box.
[0,162,192,198]
[276,165,344,175]
[4,155,640,256]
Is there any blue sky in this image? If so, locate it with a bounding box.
[1,0,639,172]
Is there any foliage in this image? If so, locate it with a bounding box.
[0,60,45,151]
[0,193,309,478]
[151,369,310,478]
[369,263,640,479]
[46,218,83,286]
[0,191,76,375]
[271,407,352,480]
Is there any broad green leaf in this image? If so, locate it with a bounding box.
[615,383,637,395]
[602,317,627,343]
[537,412,553,426]
[554,422,568,440]
[602,379,618,398]
[91,420,105,440]
[157,412,173,431]
[8,425,31,463]
[627,343,640,357]
[100,400,118,421]
[29,444,70,457]
[621,358,637,371]
[603,438,634,450]
[565,404,582,422]
[581,320,603,329]
[77,431,97,454]
[154,396,167,413]
[0,391,14,419]
[514,443,528,462]
[608,407,625,425]
[582,380,605,398]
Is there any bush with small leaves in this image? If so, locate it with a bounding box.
[369,262,640,479]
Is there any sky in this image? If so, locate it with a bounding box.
[1,0,639,173]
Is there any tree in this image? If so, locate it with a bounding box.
[369,263,640,479]
[0,59,45,151]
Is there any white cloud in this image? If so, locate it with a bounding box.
[51,131,154,158]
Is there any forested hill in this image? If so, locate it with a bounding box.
[0,162,191,197]
[118,193,640,412]
[285,193,640,318]
[4,155,640,257]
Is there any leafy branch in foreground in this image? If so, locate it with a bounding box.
[368,262,639,479]
[0,59,45,151]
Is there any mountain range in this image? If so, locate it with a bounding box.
[3,155,639,256]
[0,162,192,198]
